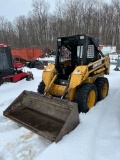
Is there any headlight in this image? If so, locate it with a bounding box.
[80,36,84,39]
[58,38,61,42]
[74,69,81,74]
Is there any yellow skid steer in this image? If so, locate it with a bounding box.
[3,34,110,142]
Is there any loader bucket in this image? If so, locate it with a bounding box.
[3,90,79,142]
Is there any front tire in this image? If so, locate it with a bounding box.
[75,83,97,113]
[37,81,45,94]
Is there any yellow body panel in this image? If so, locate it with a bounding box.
[69,66,88,89]
[68,88,76,101]
[51,84,76,101]
[42,64,55,91]
[51,84,66,96]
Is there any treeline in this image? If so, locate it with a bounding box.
[0,0,120,51]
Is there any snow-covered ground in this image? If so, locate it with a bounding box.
[0,64,120,160]
[109,53,119,64]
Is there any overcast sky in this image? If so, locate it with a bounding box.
[0,0,111,21]
[0,0,56,21]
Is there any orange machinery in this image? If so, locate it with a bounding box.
[11,48,44,63]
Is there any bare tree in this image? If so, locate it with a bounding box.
[1,0,120,50]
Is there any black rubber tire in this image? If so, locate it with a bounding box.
[95,77,109,101]
[33,60,42,69]
[37,81,45,94]
[26,75,33,81]
[75,83,97,113]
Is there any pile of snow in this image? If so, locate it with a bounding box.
[0,65,120,160]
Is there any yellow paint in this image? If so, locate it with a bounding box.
[87,90,96,109]
[45,74,57,93]
[68,88,76,101]
[69,66,88,89]
[102,83,108,98]
[51,84,66,96]
[42,64,55,90]
[105,56,110,74]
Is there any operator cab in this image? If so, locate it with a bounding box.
[0,44,14,79]
[55,34,101,81]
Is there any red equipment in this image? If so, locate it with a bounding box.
[0,44,28,85]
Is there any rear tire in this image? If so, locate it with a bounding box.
[37,81,45,94]
[75,83,97,113]
[95,77,109,101]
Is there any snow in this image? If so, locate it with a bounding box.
[38,56,55,62]
[0,64,120,160]
[109,54,119,64]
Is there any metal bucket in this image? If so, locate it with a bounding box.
[3,90,79,142]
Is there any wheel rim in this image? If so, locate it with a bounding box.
[87,90,96,109]
[102,83,108,98]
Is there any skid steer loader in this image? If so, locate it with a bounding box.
[3,34,110,142]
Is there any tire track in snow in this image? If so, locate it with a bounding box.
[93,88,120,160]
[0,117,21,133]
[0,128,51,160]
[79,87,120,160]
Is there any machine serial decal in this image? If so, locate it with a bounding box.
[92,61,102,69]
